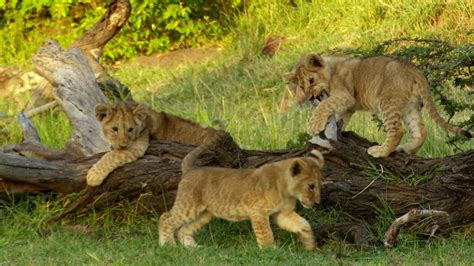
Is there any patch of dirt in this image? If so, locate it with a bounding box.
[124,47,221,69]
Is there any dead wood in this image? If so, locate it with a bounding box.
[68,0,132,99]
[5,40,111,159]
[4,0,133,160]
[1,131,472,237]
[383,209,450,248]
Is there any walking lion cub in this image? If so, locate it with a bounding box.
[159,136,325,250]
[281,54,471,158]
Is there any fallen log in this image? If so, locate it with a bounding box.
[1,131,473,236]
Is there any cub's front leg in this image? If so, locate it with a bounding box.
[274,211,316,251]
[86,134,150,186]
[250,215,275,249]
[308,93,355,135]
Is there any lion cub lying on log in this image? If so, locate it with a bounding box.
[86,101,220,186]
[159,135,325,250]
[282,54,472,158]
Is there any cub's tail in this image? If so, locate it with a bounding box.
[181,131,226,175]
[307,150,325,170]
[417,76,472,139]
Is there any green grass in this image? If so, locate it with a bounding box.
[1,197,473,265]
[1,0,473,264]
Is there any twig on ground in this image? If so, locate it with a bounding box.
[352,164,384,199]
[384,208,449,248]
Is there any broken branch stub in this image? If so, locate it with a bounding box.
[383,209,450,248]
[31,40,110,157]
[5,0,133,160]
[68,0,132,99]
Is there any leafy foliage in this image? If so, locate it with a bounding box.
[0,0,242,65]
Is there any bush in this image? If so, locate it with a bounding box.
[0,0,241,65]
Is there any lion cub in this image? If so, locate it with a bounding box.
[86,101,219,186]
[282,54,472,157]
[159,136,325,250]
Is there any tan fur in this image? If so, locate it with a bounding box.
[159,149,325,250]
[86,101,219,186]
[283,53,472,158]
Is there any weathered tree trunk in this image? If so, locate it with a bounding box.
[68,0,132,99]
[3,0,133,162]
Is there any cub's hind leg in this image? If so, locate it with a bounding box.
[367,105,404,158]
[159,201,205,247]
[158,211,176,245]
[396,106,426,154]
[274,211,316,251]
[177,211,213,248]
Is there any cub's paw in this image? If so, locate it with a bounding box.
[395,144,416,155]
[309,136,335,150]
[159,237,177,246]
[308,119,327,135]
[302,242,318,252]
[86,168,107,187]
[177,228,201,248]
[159,232,176,246]
[179,236,200,248]
[367,145,391,158]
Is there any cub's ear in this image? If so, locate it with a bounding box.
[305,53,325,69]
[133,104,148,121]
[95,103,109,122]
[284,72,296,82]
[308,150,324,169]
[290,160,302,177]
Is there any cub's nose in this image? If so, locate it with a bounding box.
[314,198,321,205]
[118,144,127,149]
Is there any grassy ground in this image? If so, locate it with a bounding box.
[1,0,473,264]
[1,196,473,265]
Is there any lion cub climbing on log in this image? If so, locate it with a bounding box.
[86,101,219,187]
[159,135,325,250]
[282,54,472,158]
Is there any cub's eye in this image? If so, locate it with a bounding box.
[112,127,118,132]
[309,78,315,85]
[128,127,134,133]
[308,184,315,191]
